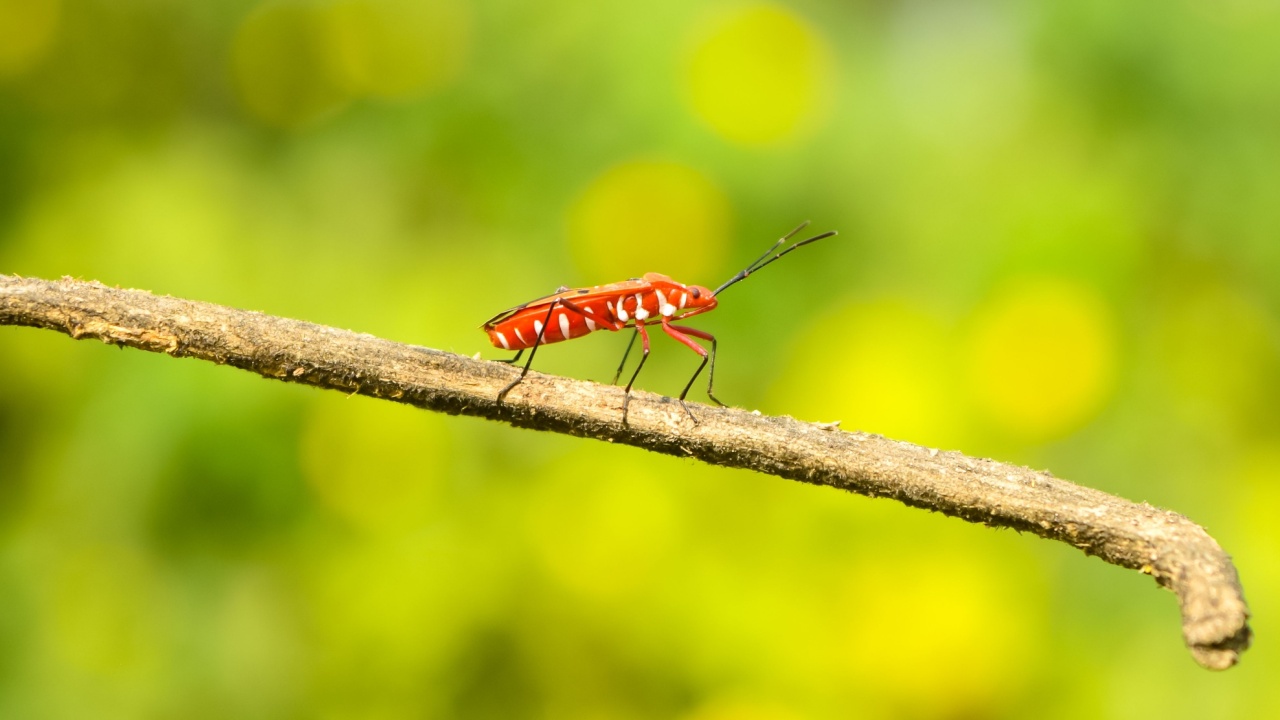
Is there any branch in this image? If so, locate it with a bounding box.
[0,274,1252,669]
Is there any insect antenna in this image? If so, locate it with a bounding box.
[712,221,837,296]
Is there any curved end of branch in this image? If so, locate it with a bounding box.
[1188,626,1252,671]
[1164,536,1252,670]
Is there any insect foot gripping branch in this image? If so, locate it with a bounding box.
[481,221,836,423]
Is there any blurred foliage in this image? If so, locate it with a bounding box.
[2,0,1279,718]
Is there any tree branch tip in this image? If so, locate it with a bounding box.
[0,273,1254,671]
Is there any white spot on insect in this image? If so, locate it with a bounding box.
[514,327,526,345]
[558,312,571,339]
[655,289,677,316]
[616,301,629,322]
[583,306,594,314]
[678,292,687,309]
[585,317,597,331]
[495,331,510,350]
[533,319,544,338]
[630,292,647,320]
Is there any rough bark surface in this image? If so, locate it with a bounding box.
[0,274,1252,669]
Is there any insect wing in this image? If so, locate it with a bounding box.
[481,290,568,329]
[481,279,648,329]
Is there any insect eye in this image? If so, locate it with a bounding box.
[690,287,701,300]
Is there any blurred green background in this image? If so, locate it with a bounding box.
[2,0,1278,717]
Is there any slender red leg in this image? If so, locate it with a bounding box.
[620,320,651,423]
[661,322,723,407]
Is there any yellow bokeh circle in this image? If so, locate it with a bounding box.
[231,1,350,128]
[770,300,965,450]
[0,0,60,78]
[300,397,450,533]
[1154,282,1274,426]
[834,554,1041,714]
[569,159,730,283]
[965,278,1116,440]
[322,0,470,100]
[527,465,679,601]
[685,3,833,146]
[679,697,805,720]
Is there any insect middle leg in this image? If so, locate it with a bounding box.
[619,320,651,423]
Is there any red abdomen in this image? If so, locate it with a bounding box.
[484,286,666,351]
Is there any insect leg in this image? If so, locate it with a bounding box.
[662,323,723,408]
[538,295,629,383]
[612,332,638,385]
[620,320,651,424]
[494,350,524,364]
[497,301,559,403]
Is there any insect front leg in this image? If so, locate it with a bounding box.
[662,322,723,413]
[497,301,559,403]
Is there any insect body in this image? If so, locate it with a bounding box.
[482,222,835,420]
[483,274,717,352]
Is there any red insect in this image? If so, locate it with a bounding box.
[482,221,836,420]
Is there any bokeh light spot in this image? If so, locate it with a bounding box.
[685,4,833,146]
[323,0,470,99]
[887,0,1028,150]
[680,697,805,720]
[528,466,678,601]
[1154,282,1277,428]
[569,159,729,283]
[305,535,483,694]
[48,544,166,676]
[231,1,349,128]
[836,554,1040,715]
[215,573,301,711]
[0,0,60,78]
[300,397,450,533]
[770,300,965,449]
[965,278,1116,441]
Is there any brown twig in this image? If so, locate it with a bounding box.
[0,274,1252,669]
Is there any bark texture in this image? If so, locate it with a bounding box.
[0,274,1252,669]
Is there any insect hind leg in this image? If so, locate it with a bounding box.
[612,332,639,385]
[494,349,525,364]
[496,302,558,403]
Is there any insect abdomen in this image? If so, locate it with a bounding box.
[485,298,609,350]
[484,289,669,351]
